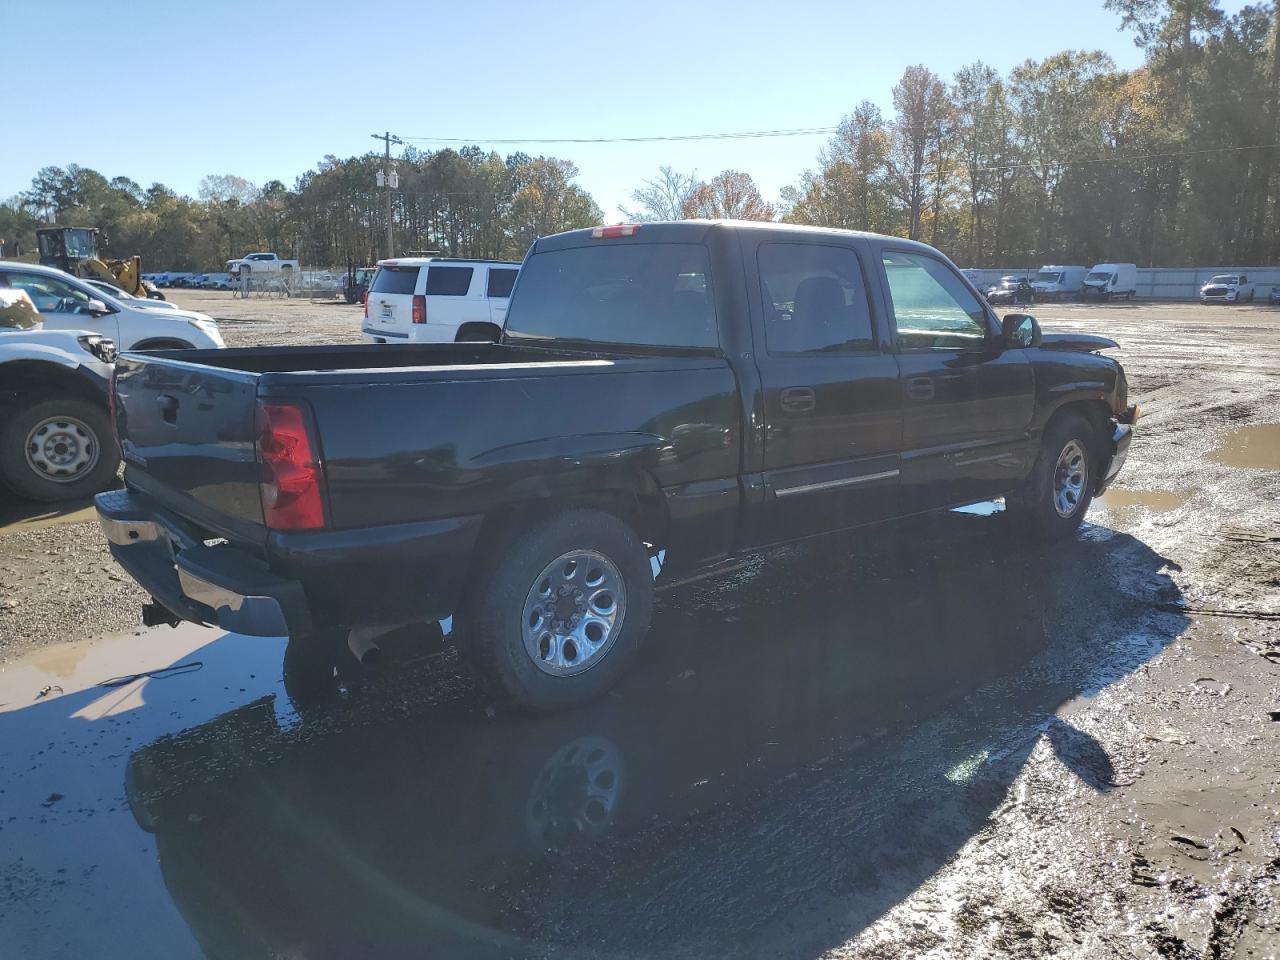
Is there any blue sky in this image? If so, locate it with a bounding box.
[3,0,1250,217]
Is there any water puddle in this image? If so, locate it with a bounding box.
[1095,488,1189,519]
[1211,423,1280,470]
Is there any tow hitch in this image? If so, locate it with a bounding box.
[141,600,182,629]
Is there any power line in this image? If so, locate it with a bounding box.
[398,126,838,145]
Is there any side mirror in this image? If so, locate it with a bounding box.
[83,297,112,317]
[1002,312,1041,349]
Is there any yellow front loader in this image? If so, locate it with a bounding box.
[34,227,165,300]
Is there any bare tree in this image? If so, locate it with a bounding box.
[620,166,698,221]
[681,170,775,220]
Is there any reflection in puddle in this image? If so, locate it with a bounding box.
[1211,423,1280,470]
[1095,487,1188,519]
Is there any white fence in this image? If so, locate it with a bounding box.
[962,265,1280,299]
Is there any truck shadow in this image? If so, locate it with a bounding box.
[118,511,1185,959]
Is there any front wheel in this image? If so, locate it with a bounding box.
[456,508,654,712]
[0,396,120,501]
[1006,414,1096,540]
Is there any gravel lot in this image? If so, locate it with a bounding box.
[1,293,1277,958]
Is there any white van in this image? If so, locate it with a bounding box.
[1081,263,1138,300]
[361,258,521,344]
[1031,265,1088,300]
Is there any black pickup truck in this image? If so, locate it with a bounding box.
[98,221,1136,710]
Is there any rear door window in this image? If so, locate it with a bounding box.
[757,243,874,354]
[504,243,717,349]
[425,266,474,296]
[370,266,420,295]
[486,268,518,298]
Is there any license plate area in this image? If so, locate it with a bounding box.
[380,302,393,319]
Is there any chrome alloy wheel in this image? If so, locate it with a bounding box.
[25,416,99,483]
[1053,438,1089,518]
[521,550,626,676]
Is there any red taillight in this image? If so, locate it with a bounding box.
[411,294,426,324]
[362,290,369,319]
[255,402,326,531]
[591,224,640,239]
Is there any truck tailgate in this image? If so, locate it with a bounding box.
[113,354,265,535]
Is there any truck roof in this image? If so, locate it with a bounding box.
[534,219,946,256]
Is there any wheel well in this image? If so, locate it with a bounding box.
[132,338,194,351]
[1046,399,1112,460]
[0,361,104,409]
[454,322,501,343]
[472,488,667,565]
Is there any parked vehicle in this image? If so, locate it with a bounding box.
[1081,263,1137,300]
[97,221,1136,712]
[0,288,121,501]
[1199,274,1255,303]
[1031,265,1088,300]
[84,278,182,312]
[1268,287,1280,306]
[225,252,300,278]
[162,273,197,288]
[361,257,521,343]
[986,276,1035,304]
[197,273,234,290]
[0,261,225,350]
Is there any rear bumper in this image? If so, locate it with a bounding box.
[361,324,457,344]
[96,488,484,638]
[96,488,311,637]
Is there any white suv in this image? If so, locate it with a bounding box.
[361,258,520,344]
[0,261,224,350]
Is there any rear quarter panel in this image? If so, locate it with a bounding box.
[300,358,743,565]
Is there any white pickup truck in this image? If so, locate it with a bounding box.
[225,252,300,277]
[1199,274,1256,303]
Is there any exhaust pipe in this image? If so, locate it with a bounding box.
[346,626,385,666]
[141,600,182,629]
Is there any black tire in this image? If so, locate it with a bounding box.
[1006,413,1096,540]
[282,628,364,711]
[456,508,653,713]
[0,395,120,502]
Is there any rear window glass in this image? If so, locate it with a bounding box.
[425,266,474,296]
[504,243,717,349]
[486,268,518,298]
[370,266,420,295]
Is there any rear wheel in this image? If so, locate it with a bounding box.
[1006,413,1096,540]
[0,396,120,502]
[456,508,653,712]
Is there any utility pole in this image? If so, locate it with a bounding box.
[371,131,402,259]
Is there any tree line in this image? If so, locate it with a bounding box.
[2,0,1276,270]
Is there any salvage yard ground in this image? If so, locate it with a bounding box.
[0,294,1277,958]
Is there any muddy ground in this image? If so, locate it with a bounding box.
[0,295,1277,958]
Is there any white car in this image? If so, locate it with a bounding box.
[361,258,521,344]
[1200,274,1256,303]
[0,261,224,350]
[84,278,180,310]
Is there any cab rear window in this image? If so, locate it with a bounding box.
[370,266,420,295]
[503,243,717,349]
